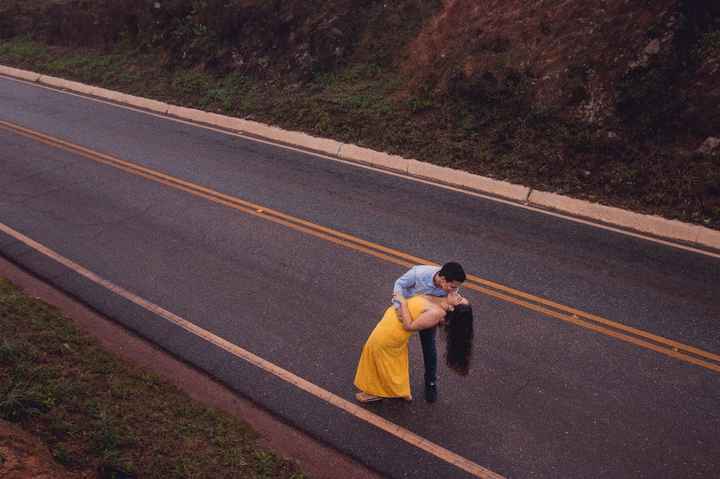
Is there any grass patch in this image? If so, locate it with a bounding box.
[0,37,49,63]
[0,278,307,478]
[698,30,720,58]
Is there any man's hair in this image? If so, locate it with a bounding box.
[438,262,466,283]
[444,303,474,376]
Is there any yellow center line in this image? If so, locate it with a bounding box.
[2,119,719,373]
[470,283,720,373]
[0,221,503,479]
[460,279,720,365]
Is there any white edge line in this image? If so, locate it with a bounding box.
[0,220,504,479]
[2,72,719,261]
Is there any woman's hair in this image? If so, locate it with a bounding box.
[443,303,474,376]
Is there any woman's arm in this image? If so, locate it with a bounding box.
[401,307,444,332]
[397,296,412,328]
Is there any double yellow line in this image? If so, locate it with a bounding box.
[2,119,719,374]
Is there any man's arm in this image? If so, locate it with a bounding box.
[393,266,418,305]
[393,267,418,322]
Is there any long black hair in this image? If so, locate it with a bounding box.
[444,303,474,376]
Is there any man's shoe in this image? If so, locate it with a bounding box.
[425,382,437,403]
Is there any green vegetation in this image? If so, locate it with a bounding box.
[699,30,720,58]
[0,1,718,228]
[0,37,48,63]
[0,278,306,478]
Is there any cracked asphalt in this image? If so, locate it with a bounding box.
[1,76,720,478]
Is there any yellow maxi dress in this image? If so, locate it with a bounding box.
[354,296,430,398]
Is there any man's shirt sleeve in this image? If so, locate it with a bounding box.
[392,266,418,307]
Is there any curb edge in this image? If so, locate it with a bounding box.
[2,64,718,253]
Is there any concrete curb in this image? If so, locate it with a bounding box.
[2,64,719,252]
[528,190,709,245]
[407,160,531,203]
[1,65,40,82]
[340,143,410,172]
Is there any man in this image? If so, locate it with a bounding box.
[392,262,468,403]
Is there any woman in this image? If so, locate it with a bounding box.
[354,294,473,403]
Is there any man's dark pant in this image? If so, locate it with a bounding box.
[419,327,437,385]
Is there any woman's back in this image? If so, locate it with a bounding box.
[369,296,432,347]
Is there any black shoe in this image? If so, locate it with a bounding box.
[425,382,437,403]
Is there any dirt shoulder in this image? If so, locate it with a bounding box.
[0,256,380,479]
[0,419,83,479]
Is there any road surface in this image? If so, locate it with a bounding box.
[1,76,719,478]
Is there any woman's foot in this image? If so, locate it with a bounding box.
[355,392,383,403]
[402,394,413,402]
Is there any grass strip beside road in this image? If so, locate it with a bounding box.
[0,278,306,479]
[1,35,718,230]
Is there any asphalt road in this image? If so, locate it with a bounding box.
[1,76,719,479]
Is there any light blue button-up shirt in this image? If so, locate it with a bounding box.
[392,265,446,308]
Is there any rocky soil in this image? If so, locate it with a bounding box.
[0,420,84,479]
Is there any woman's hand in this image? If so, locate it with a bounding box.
[393,293,407,323]
[448,292,468,308]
